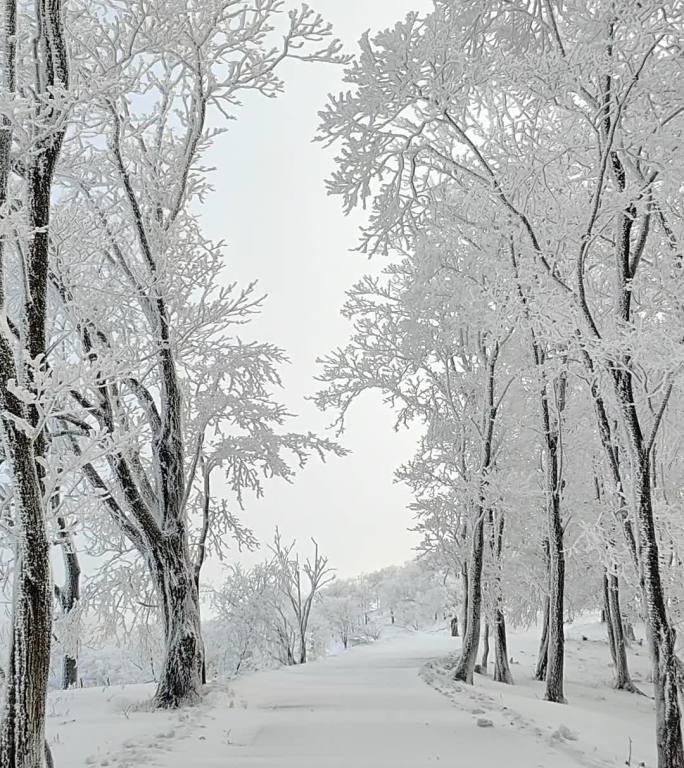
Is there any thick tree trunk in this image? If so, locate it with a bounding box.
[450,616,459,637]
[604,351,684,762]
[0,440,53,768]
[0,0,67,762]
[453,512,484,684]
[633,465,684,767]
[150,534,204,708]
[493,609,514,684]
[606,573,638,692]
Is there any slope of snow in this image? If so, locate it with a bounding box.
[424,619,656,768]
[48,619,659,767]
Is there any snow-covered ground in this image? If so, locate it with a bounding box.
[48,618,659,767]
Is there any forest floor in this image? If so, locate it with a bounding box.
[48,617,660,767]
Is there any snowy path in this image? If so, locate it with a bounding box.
[52,625,657,767]
[154,632,585,768]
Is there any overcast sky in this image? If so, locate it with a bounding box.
[200,0,431,579]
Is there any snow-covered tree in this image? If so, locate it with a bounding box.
[0,0,70,763]
[270,530,334,664]
[318,1,684,762]
[42,0,347,709]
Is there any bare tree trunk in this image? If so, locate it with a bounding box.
[577,59,683,759]
[545,478,566,703]
[54,515,81,690]
[491,513,513,684]
[535,539,551,682]
[480,621,490,672]
[151,534,204,708]
[603,572,617,667]
[460,563,469,642]
[299,621,307,665]
[454,511,484,684]
[493,609,513,684]
[0,433,53,768]
[193,454,211,685]
[510,247,566,702]
[454,345,501,684]
[0,0,68,763]
[540,369,566,704]
[450,616,459,637]
[606,573,638,692]
[624,621,636,644]
[535,598,550,682]
[634,462,684,767]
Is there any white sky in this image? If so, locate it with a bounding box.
[200,0,430,579]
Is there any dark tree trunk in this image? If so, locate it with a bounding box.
[450,616,459,637]
[606,573,638,692]
[510,248,566,702]
[633,463,684,767]
[454,346,500,684]
[55,514,81,689]
[480,621,490,671]
[489,512,513,684]
[624,621,636,643]
[194,455,211,687]
[460,563,469,642]
[453,512,484,684]
[0,0,68,763]
[545,483,566,704]
[578,75,683,762]
[0,439,53,768]
[603,573,617,667]
[150,534,204,708]
[535,597,550,682]
[535,538,551,681]
[540,370,567,705]
[493,609,514,684]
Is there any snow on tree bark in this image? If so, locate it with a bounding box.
[479,621,489,672]
[535,596,550,683]
[0,0,68,763]
[460,563,469,644]
[606,573,638,693]
[50,2,347,711]
[150,532,203,708]
[490,513,513,685]
[54,514,81,690]
[454,346,503,684]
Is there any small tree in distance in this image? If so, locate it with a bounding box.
[271,530,335,664]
